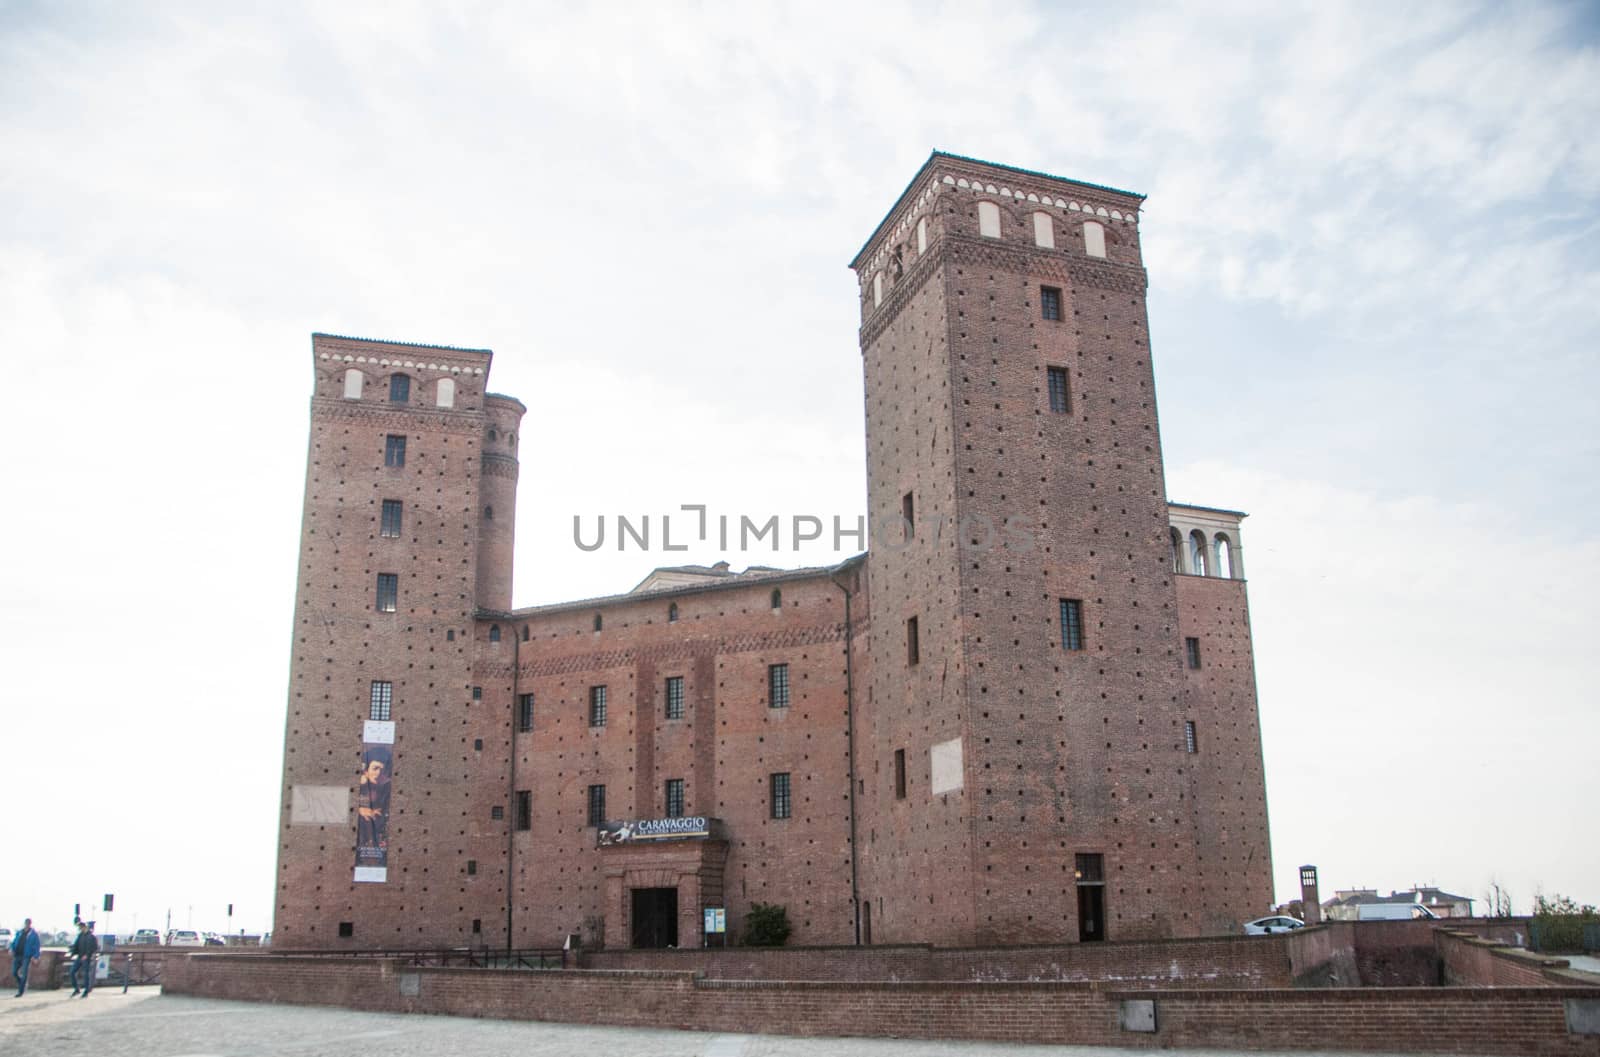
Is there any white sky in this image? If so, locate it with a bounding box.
[2,1,1596,937]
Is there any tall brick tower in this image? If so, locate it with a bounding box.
[850,153,1271,945]
[276,334,522,947]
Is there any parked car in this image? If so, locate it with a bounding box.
[0,928,12,947]
[1356,903,1438,921]
[133,929,162,945]
[203,932,227,946]
[1244,915,1306,935]
[166,929,204,947]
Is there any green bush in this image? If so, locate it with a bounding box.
[1532,893,1598,953]
[740,902,792,947]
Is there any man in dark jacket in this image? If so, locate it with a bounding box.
[69,922,99,997]
[9,918,41,996]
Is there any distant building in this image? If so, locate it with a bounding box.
[1324,887,1475,920]
[274,152,1276,951]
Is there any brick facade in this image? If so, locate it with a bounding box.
[276,152,1274,951]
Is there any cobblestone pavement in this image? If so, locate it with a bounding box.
[0,987,1495,1057]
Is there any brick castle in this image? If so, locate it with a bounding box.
[276,152,1273,951]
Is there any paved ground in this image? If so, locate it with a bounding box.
[0,987,1518,1057]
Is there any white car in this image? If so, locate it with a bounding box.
[166,929,205,947]
[1243,915,1306,935]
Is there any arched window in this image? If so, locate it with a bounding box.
[342,369,364,399]
[770,588,782,610]
[1215,535,1234,579]
[1032,212,1055,248]
[1083,220,1106,259]
[484,505,494,520]
[488,429,498,442]
[389,374,411,403]
[668,602,678,623]
[1188,531,1208,576]
[916,217,928,254]
[435,377,455,409]
[1170,528,1182,573]
[488,624,501,643]
[978,200,1001,238]
[873,272,883,306]
[593,613,603,632]
[507,433,515,447]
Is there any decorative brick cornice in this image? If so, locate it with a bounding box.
[310,398,484,435]
[481,452,519,479]
[859,234,1146,347]
[316,349,486,377]
[506,623,851,681]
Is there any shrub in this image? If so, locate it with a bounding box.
[740,902,792,947]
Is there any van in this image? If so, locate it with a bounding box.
[1356,902,1438,921]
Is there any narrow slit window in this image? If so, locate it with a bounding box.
[1060,598,1084,651]
[375,574,398,613]
[368,681,392,721]
[517,693,534,732]
[1184,721,1199,754]
[515,790,531,831]
[770,773,791,819]
[1040,285,1062,321]
[894,748,907,799]
[1047,367,1070,413]
[906,616,919,666]
[665,676,684,720]
[902,491,915,539]
[588,685,607,727]
[380,499,402,538]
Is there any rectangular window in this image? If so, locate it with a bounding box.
[376,574,398,613]
[1185,720,1199,754]
[389,374,410,403]
[368,681,392,721]
[1048,366,1071,414]
[384,434,406,468]
[894,748,907,800]
[1041,285,1062,321]
[665,676,684,720]
[517,693,534,733]
[770,772,791,819]
[1075,852,1105,884]
[380,499,402,538]
[902,491,915,539]
[906,617,920,666]
[1059,598,1084,651]
[490,805,504,821]
[1185,637,1202,670]
[768,664,790,709]
[515,790,531,831]
[587,784,606,827]
[588,685,607,727]
[665,778,684,818]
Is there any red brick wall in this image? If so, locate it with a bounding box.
[582,932,1292,987]
[165,953,1600,1055]
[278,335,500,949]
[1175,573,1273,932]
[1437,929,1595,987]
[501,566,867,948]
[851,155,1272,945]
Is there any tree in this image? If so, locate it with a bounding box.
[1483,878,1513,918]
[740,902,792,947]
[1531,891,1598,952]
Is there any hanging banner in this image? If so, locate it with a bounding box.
[598,816,710,845]
[354,720,394,883]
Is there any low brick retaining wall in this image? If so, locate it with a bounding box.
[1439,929,1600,988]
[164,952,1600,1055]
[580,933,1293,987]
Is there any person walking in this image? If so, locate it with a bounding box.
[9,918,40,996]
[69,922,99,997]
